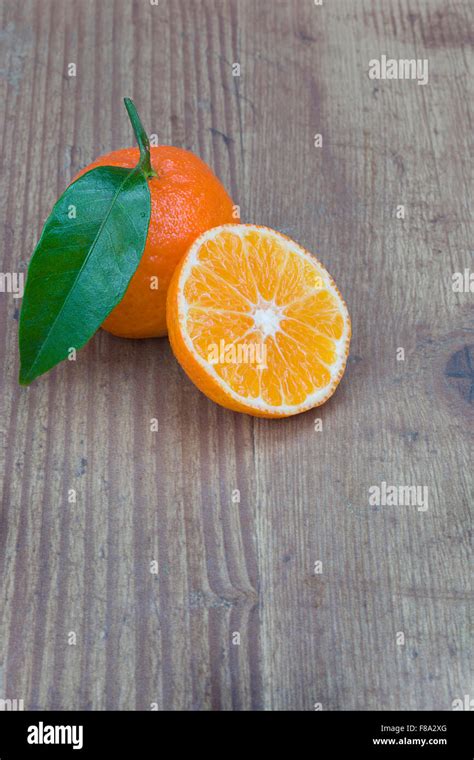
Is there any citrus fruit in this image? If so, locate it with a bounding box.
[167,224,351,417]
[74,146,236,338]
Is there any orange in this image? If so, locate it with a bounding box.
[74,147,236,338]
[167,224,351,418]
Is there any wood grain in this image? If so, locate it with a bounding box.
[0,0,472,710]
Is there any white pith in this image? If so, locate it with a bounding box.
[253,300,283,338]
[177,224,351,414]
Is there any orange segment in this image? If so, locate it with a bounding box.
[183,265,251,312]
[196,233,258,302]
[243,229,289,301]
[186,307,255,363]
[280,319,338,366]
[284,290,345,339]
[275,249,326,305]
[167,224,351,418]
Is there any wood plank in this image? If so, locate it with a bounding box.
[0,0,471,710]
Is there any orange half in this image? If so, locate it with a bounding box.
[167,224,351,418]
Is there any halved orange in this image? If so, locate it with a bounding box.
[167,224,351,418]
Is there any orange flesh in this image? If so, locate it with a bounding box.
[170,227,350,415]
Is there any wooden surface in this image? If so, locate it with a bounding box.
[0,0,472,711]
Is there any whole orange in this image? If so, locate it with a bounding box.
[74,146,236,338]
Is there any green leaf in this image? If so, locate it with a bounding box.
[19,165,151,384]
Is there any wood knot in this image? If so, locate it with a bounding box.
[445,345,474,404]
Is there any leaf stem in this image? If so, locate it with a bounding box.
[124,97,157,179]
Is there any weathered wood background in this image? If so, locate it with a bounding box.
[0,0,472,711]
